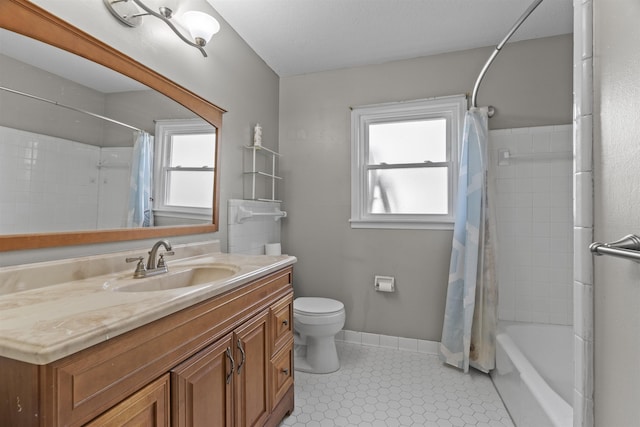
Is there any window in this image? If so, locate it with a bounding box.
[154,119,216,221]
[350,95,465,229]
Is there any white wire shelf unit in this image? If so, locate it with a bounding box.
[243,145,282,202]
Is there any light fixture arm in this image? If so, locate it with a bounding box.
[129,0,208,57]
[104,0,216,57]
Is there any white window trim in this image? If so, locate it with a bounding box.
[350,95,466,230]
[153,118,216,221]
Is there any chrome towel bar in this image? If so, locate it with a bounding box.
[590,234,640,262]
[236,205,287,223]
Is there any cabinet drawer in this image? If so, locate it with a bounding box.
[270,340,293,411]
[270,294,293,355]
[85,373,170,427]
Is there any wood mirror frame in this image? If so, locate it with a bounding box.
[0,0,225,251]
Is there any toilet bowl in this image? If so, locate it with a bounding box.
[293,297,345,374]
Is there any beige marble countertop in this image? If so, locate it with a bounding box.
[0,247,296,365]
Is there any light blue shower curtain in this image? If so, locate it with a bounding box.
[439,107,497,373]
[126,131,154,228]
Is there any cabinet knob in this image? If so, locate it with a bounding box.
[282,368,289,376]
[282,319,289,326]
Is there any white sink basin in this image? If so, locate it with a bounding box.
[105,264,240,292]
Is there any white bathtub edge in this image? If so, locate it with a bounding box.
[496,332,573,427]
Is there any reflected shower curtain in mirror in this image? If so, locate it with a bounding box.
[127,131,154,227]
[439,107,497,373]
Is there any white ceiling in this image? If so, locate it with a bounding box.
[206,0,573,77]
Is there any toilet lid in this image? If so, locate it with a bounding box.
[294,297,344,315]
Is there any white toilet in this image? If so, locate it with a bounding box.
[293,297,346,374]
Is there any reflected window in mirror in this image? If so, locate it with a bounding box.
[154,119,216,225]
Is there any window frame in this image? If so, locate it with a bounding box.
[350,95,466,230]
[153,118,216,222]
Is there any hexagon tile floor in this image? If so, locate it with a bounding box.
[279,341,514,427]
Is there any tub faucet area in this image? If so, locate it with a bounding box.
[126,240,174,278]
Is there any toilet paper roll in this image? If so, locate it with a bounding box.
[265,243,282,256]
[375,275,395,292]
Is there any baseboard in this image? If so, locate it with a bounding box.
[335,330,440,355]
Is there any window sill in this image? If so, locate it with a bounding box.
[154,209,212,222]
[349,219,454,230]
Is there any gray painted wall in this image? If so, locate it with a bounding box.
[593,1,640,424]
[1,0,279,267]
[279,35,572,341]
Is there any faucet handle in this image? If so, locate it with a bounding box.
[125,256,146,277]
[157,251,175,268]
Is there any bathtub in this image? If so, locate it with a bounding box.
[491,322,573,427]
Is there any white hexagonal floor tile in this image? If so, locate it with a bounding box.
[279,342,514,426]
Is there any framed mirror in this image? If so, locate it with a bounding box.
[0,0,225,251]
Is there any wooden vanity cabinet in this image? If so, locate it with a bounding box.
[0,266,295,427]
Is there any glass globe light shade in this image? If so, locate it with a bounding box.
[181,10,220,46]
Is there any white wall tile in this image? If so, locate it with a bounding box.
[343,330,362,344]
[575,114,593,173]
[491,126,573,326]
[574,281,593,341]
[581,58,593,116]
[227,199,282,254]
[574,227,594,285]
[379,335,399,349]
[574,334,593,399]
[418,339,440,355]
[581,1,593,60]
[398,337,418,352]
[361,332,380,347]
[574,172,593,228]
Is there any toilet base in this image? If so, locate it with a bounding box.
[293,335,340,374]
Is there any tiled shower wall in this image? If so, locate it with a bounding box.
[96,147,132,229]
[491,125,574,326]
[0,126,131,233]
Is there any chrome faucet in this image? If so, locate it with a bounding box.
[126,239,174,278]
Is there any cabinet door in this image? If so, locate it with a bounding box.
[234,310,270,427]
[84,373,170,427]
[171,333,234,427]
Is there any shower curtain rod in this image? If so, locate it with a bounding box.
[471,0,544,117]
[0,85,143,132]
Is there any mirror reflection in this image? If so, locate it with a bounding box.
[0,28,216,235]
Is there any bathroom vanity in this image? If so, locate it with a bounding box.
[0,242,296,426]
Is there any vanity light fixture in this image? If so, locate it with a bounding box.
[104,0,220,57]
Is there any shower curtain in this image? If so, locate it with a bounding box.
[439,107,497,373]
[127,131,154,228]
